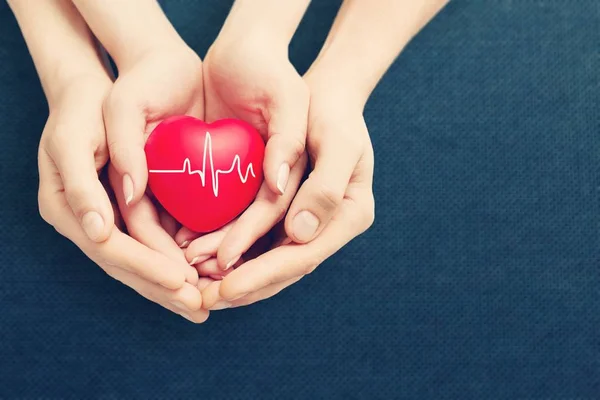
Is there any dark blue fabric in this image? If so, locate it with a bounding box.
[1,1,599,398]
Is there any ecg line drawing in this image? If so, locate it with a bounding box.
[148,131,256,197]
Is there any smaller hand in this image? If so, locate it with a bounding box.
[195,79,376,310]
[38,75,208,322]
[103,44,204,285]
[175,36,309,272]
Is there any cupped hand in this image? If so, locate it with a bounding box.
[102,44,204,285]
[192,75,376,310]
[37,74,208,322]
[176,36,309,273]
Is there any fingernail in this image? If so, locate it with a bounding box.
[276,163,290,195]
[225,254,240,270]
[171,301,187,310]
[81,211,105,241]
[179,312,193,322]
[209,274,224,281]
[189,256,200,265]
[210,301,231,310]
[179,240,190,248]
[292,211,320,242]
[123,174,134,205]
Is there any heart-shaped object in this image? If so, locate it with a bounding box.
[144,116,265,233]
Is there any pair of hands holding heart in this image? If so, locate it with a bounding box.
[39,37,375,322]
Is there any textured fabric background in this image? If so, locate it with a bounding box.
[1,1,599,398]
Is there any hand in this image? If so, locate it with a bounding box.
[102,44,204,286]
[37,75,208,322]
[194,77,375,310]
[176,35,309,273]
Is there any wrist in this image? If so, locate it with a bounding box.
[71,0,189,71]
[304,63,370,112]
[46,68,112,111]
[217,0,310,52]
[215,26,289,57]
[112,36,191,72]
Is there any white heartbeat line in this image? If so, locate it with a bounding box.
[148,131,256,197]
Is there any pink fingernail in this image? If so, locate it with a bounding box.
[292,211,319,242]
[225,254,240,270]
[123,174,134,205]
[81,211,105,242]
[276,163,290,195]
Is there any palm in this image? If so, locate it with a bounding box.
[202,45,303,136]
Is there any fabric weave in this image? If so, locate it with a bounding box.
[0,1,598,398]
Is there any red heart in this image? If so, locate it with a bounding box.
[144,116,265,233]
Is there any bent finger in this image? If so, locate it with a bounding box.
[263,85,309,195]
[109,165,198,284]
[285,134,361,243]
[48,135,114,243]
[103,86,148,206]
[220,199,368,301]
[216,154,307,270]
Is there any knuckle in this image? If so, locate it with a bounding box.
[186,312,209,324]
[103,86,129,113]
[285,135,306,160]
[361,205,375,231]
[107,140,131,167]
[47,128,72,154]
[302,261,319,276]
[65,185,90,211]
[37,191,54,225]
[273,203,289,221]
[356,196,376,233]
[364,195,376,226]
[313,184,343,212]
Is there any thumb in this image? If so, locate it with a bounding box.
[263,85,309,195]
[103,88,148,207]
[52,141,114,242]
[284,133,361,243]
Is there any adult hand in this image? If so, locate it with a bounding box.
[38,75,207,322]
[71,0,202,287]
[193,0,449,308]
[197,75,375,310]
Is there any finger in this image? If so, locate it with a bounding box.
[184,223,233,265]
[106,265,203,311]
[231,277,302,308]
[220,199,368,301]
[175,226,202,248]
[216,155,306,270]
[109,165,198,285]
[197,277,214,291]
[158,209,179,238]
[106,265,207,321]
[47,135,114,243]
[103,86,148,206]
[166,303,209,324]
[195,258,237,279]
[263,84,309,195]
[284,134,362,243]
[40,182,187,290]
[200,280,228,310]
